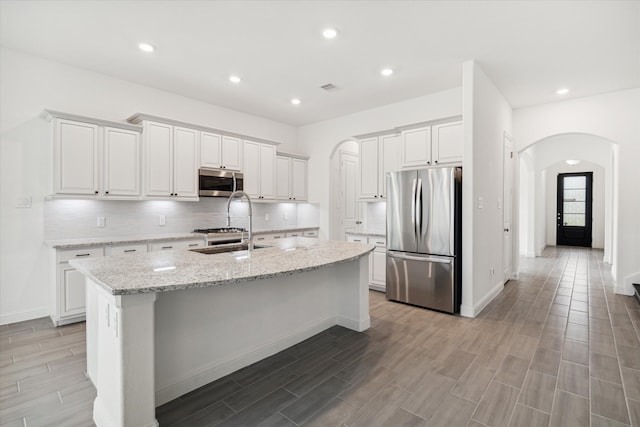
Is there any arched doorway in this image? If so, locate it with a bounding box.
[518,133,615,263]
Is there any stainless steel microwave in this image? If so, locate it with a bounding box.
[198,168,243,197]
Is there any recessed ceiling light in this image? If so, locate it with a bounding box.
[322,28,338,39]
[381,68,394,77]
[565,159,581,166]
[556,88,569,95]
[291,98,301,105]
[138,43,155,53]
[229,75,241,84]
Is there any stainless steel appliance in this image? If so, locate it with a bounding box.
[386,167,462,313]
[193,227,247,245]
[199,168,243,197]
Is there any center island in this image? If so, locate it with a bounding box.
[70,236,374,427]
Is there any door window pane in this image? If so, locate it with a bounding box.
[562,176,587,226]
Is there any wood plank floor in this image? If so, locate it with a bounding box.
[1,247,639,426]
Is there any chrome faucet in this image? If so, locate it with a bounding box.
[226,191,253,251]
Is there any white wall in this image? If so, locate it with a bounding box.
[0,47,301,324]
[543,161,605,248]
[513,89,640,295]
[460,61,513,317]
[298,87,463,238]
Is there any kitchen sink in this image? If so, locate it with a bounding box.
[189,243,270,255]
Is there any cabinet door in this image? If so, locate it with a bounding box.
[201,131,221,169]
[104,127,141,196]
[55,119,99,195]
[173,126,199,198]
[432,121,463,164]
[59,265,87,316]
[379,134,399,198]
[291,158,307,201]
[370,248,387,287]
[221,136,242,171]
[276,156,291,200]
[242,141,260,198]
[346,234,367,243]
[259,144,276,200]
[401,127,431,168]
[145,121,173,196]
[359,137,379,199]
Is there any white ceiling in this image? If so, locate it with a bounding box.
[1,1,638,126]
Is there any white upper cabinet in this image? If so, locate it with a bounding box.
[54,119,99,195]
[401,126,432,168]
[104,127,140,196]
[172,126,199,198]
[291,158,307,201]
[52,116,141,197]
[359,133,399,199]
[144,121,198,199]
[276,156,291,200]
[277,155,308,201]
[145,121,173,196]
[201,132,242,171]
[243,140,276,200]
[432,121,463,165]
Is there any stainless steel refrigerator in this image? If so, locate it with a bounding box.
[386,167,462,313]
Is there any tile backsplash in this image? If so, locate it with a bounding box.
[365,201,386,234]
[44,198,318,239]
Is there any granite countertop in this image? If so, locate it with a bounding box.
[70,237,373,296]
[45,226,320,249]
[45,233,204,249]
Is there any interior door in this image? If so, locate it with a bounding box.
[503,134,513,282]
[340,151,360,240]
[557,172,593,247]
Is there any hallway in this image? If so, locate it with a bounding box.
[1,248,639,426]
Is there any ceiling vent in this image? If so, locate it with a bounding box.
[320,83,338,91]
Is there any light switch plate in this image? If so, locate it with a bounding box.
[97,217,106,228]
[264,213,270,221]
[16,196,31,208]
[159,215,166,226]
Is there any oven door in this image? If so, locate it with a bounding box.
[199,169,243,197]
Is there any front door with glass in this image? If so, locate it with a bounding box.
[556,172,593,247]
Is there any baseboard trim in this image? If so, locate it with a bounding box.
[154,315,341,405]
[614,283,634,296]
[461,280,505,318]
[0,307,49,326]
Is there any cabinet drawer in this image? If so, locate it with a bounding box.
[286,232,301,238]
[368,237,386,247]
[108,244,148,256]
[58,247,104,263]
[149,239,203,251]
[303,230,318,238]
[346,234,367,243]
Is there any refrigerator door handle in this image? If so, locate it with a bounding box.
[416,178,423,237]
[411,178,417,236]
[388,251,452,264]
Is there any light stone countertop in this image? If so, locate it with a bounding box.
[45,227,319,249]
[70,237,373,296]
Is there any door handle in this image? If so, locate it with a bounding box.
[388,251,451,264]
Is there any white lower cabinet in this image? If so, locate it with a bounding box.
[368,237,387,292]
[52,247,104,326]
[346,234,367,243]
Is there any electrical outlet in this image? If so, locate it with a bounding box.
[490,268,495,276]
[283,212,289,221]
[159,215,166,226]
[264,213,270,221]
[497,198,502,210]
[478,197,484,209]
[15,196,31,208]
[97,217,106,228]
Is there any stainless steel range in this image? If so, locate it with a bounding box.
[193,227,248,246]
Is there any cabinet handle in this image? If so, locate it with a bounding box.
[75,253,91,257]
[94,191,99,194]
[124,249,136,253]
[188,243,198,247]
[105,191,109,195]
[274,236,281,239]
[374,195,378,198]
[435,160,438,164]
[161,246,172,249]
[427,161,431,165]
